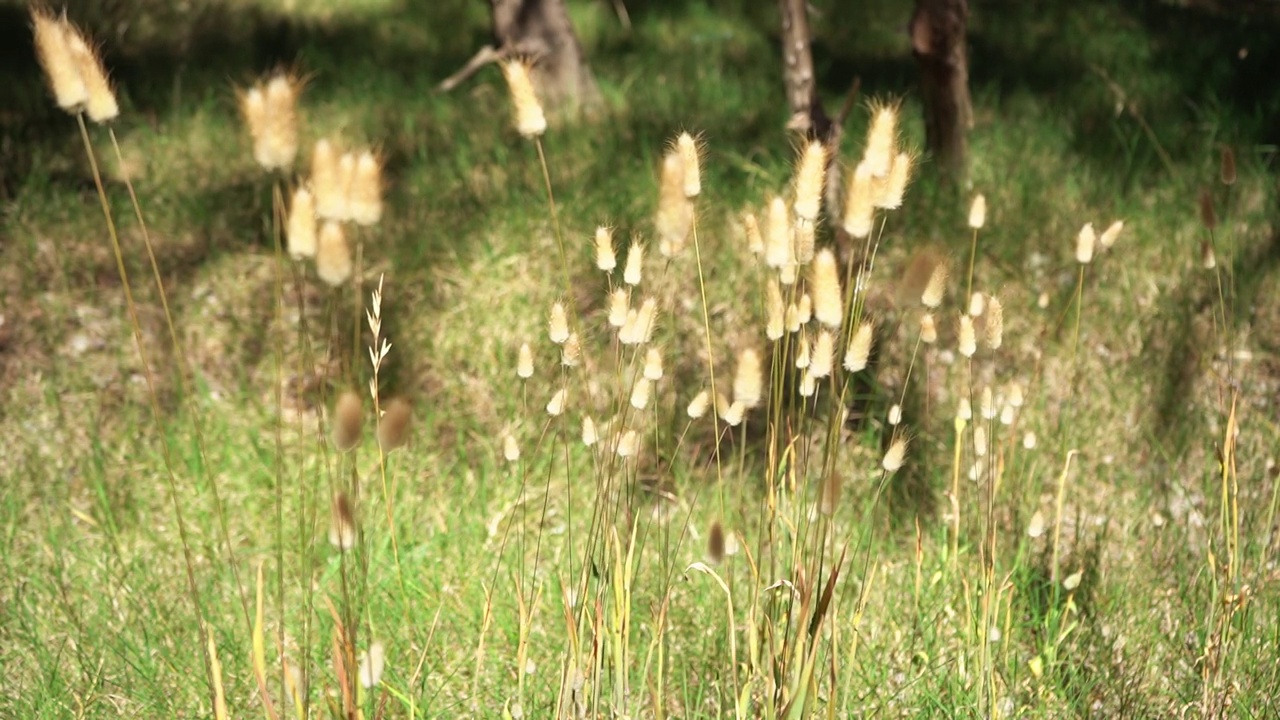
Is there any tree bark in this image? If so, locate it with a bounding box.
[911,0,972,174]
[778,0,831,139]
[491,0,600,113]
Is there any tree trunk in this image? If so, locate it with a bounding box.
[778,0,831,139]
[491,0,600,114]
[911,0,972,174]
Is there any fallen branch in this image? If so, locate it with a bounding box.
[437,45,506,92]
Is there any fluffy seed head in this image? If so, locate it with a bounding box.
[287,187,317,259]
[797,293,812,325]
[656,152,693,256]
[624,240,645,286]
[876,151,914,210]
[311,140,343,220]
[687,390,710,419]
[608,289,629,328]
[594,226,616,271]
[359,642,386,689]
[630,377,652,410]
[958,315,977,357]
[799,369,817,397]
[811,249,843,328]
[795,330,811,369]
[262,73,299,169]
[842,162,876,238]
[793,219,816,264]
[744,212,764,255]
[863,102,899,178]
[957,397,972,421]
[714,391,731,420]
[793,140,827,221]
[1023,431,1038,450]
[349,151,383,226]
[329,492,356,551]
[920,312,938,344]
[1099,220,1124,249]
[1220,146,1237,186]
[733,349,763,409]
[32,10,88,112]
[316,221,352,287]
[517,342,534,379]
[984,295,1004,350]
[922,260,948,308]
[546,388,567,416]
[621,298,657,345]
[968,194,987,230]
[65,29,118,123]
[968,292,986,317]
[811,330,835,378]
[722,401,745,427]
[1075,222,1096,264]
[765,196,792,270]
[844,321,875,373]
[980,386,997,420]
[765,279,784,340]
[561,333,582,367]
[707,521,726,562]
[501,59,545,138]
[643,348,664,381]
[882,432,909,472]
[333,390,363,452]
[785,302,801,334]
[1201,240,1217,269]
[819,470,842,516]
[888,404,902,426]
[377,397,412,451]
[1027,510,1046,537]
[1000,402,1016,426]
[1007,382,1025,408]
[676,132,701,198]
[548,302,570,344]
[503,433,520,462]
[974,425,988,457]
[616,430,639,458]
[582,416,598,446]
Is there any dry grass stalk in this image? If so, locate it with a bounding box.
[333,390,364,452]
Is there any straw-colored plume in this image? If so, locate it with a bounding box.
[311,140,344,220]
[863,101,899,178]
[793,219,816,265]
[888,404,902,426]
[32,10,88,112]
[358,642,386,689]
[620,297,657,345]
[795,330,811,369]
[517,342,534,379]
[548,302,570,344]
[582,416,598,446]
[733,349,763,409]
[630,377,652,410]
[810,249,843,328]
[1201,240,1216,269]
[64,30,118,123]
[643,348,664,381]
[842,162,875,238]
[882,432,909,473]
[656,152,693,256]
[687,390,710,419]
[1000,402,1016,426]
[500,59,546,138]
[329,492,357,551]
[714,391,731,421]
[811,330,835,378]
[722,401,745,427]
[957,314,977,358]
[677,132,701,198]
[316,221,352,287]
[968,194,987,230]
[503,433,521,462]
[968,291,985,317]
[974,425,988,457]
[616,430,639,458]
[798,293,812,325]
[819,470,841,516]
[1007,382,1025,408]
[1099,220,1124,249]
[349,151,382,226]
[744,212,764,255]
[377,397,412,452]
[765,196,792,270]
[765,279,784,341]
[561,332,582,367]
[844,320,874,373]
[594,226,616,272]
[957,397,972,421]
[920,312,937,344]
[785,302,801,334]
[241,74,299,171]
[707,521,726,563]
[1075,222,1096,264]
[799,369,817,397]
[984,295,1003,350]
[624,240,645,286]
[923,260,948,308]
[546,388,567,416]
[608,289,629,328]
[287,187,317,259]
[980,386,997,420]
[876,151,913,210]
[333,390,363,452]
[793,140,827,222]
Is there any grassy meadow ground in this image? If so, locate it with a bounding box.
[2,0,1279,717]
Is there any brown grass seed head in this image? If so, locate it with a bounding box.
[377,397,412,452]
[333,390,364,452]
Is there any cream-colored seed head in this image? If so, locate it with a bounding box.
[733,349,763,409]
[722,402,745,427]
[863,102,899,178]
[793,219,816,265]
[785,302,801,334]
[779,258,798,286]
[349,151,382,226]
[765,279,784,341]
[643,348,664,381]
[1075,222,1096,264]
[548,302,570,344]
[687,390,710,419]
[795,331,811,369]
[798,293,812,325]
[799,369,817,397]
[842,162,875,238]
[630,377,652,410]
[793,140,827,222]
[260,74,299,169]
[876,151,913,210]
[32,11,88,112]
[594,226,616,272]
[985,295,1004,350]
[1000,403,1016,426]
[633,298,658,345]
[315,221,352,287]
[920,312,938,344]
[744,212,764,255]
[517,342,534,379]
[335,153,357,221]
[501,59,546,138]
[561,333,582,367]
[882,432,908,473]
[958,314,977,357]
[811,330,835,378]
[546,388,567,416]
[765,196,792,270]
[981,386,997,420]
[974,425,988,457]
[888,404,902,426]
[608,289,629,329]
[957,397,972,421]
[1099,220,1124,249]
[503,433,521,462]
[65,30,118,123]
[677,132,701,198]
[1007,382,1025,408]
[811,249,843,328]
[287,187,317,260]
[616,430,639,458]
[582,416,598,447]
[624,241,645,286]
[311,140,344,220]
[656,152,692,256]
[844,321,875,373]
[968,291,986,317]
[968,194,987,230]
[922,261,948,308]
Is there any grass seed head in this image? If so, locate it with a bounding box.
[798,293,812,325]
[311,139,344,220]
[329,492,357,551]
[377,397,412,452]
[1220,145,1236,185]
[920,312,938,344]
[844,321,875,373]
[733,348,763,409]
[503,433,520,462]
[799,369,817,397]
[261,73,299,169]
[1099,220,1124,249]
[548,302,570,344]
[842,162,875,238]
[333,390,364,452]
[793,140,827,221]
[923,259,948,309]
[32,10,88,112]
[765,280,785,340]
[287,186,317,259]
[984,295,1004,350]
[882,431,909,472]
[630,377,652,410]
[594,226,616,271]
[811,330,835,378]
[819,470,842,516]
[349,150,383,226]
[957,397,972,421]
[315,221,352,286]
[517,342,534,379]
[863,101,899,178]
[582,416,598,446]
[794,218,816,264]
[546,388,567,416]
[974,425,988,456]
[958,314,977,358]
[358,642,386,689]
[687,390,710,419]
[795,330,811,369]
[501,59,546,138]
[876,150,914,210]
[765,196,792,270]
[624,240,645,286]
[621,298,657,345]
[561,332,582,367]
[677,131,702,198]
[65,29,118,123]
[643,348,664,381]
[968,194,987,230]
[1075,222,1096,264]
[811,248,843,328]
[968,291,985,317]
[744,212,764,255]
[616,429,639,458]
[707,521,726,563]
[1201,239,1217,269]
[656,152,692,256]
[722,401,745,426]
[981,386,997,420]
[608,289,629,328]
[888,404,902,426]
